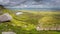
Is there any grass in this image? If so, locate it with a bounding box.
[0,9,60,34]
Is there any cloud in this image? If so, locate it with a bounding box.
[0,0,60,8]
[0,0,10,4]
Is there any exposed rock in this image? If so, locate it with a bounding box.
[36,26,43,31]
[0,13,12,22]
[16,12,23,15]
[2,32,16,34]
[36,25,60,30]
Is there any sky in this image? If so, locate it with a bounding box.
[0,0,60,9]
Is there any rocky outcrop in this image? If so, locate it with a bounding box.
[36,25,60,30]
[0,13,12,22]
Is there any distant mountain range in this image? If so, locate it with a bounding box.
[9,8,60,11]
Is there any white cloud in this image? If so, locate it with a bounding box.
[0,0,60,8]
[0,0,10,4]
[0,0,3,2]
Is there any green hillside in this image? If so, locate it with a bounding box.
[0,6,60,34]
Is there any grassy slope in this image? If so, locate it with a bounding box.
[0,9,60,34]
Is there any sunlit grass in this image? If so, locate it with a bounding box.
[0,9,60,34]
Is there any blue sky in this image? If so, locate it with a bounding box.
[0,0,60,9]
